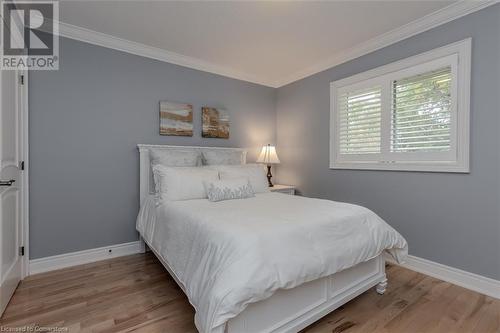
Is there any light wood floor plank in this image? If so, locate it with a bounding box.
[0,253,498,333]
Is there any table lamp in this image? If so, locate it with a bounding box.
[257,144,280,187]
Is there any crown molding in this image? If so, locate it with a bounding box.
[272,0,498,87]
[52,0,497,88]
[57,20,277,88]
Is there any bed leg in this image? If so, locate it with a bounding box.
[376,278,388,295]
[139,237,146,253]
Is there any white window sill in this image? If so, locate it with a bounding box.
[330,161,469,173]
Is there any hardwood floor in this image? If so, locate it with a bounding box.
[1,253,498,332]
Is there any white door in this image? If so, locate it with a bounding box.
[0,69,24,316]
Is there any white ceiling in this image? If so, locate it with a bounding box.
[58,1,467,87]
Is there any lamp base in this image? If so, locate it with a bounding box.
[266,165,273,187]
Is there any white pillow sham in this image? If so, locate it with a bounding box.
[201,150,245,166]
[152,165,218,201]
[217,164,270,193]
[149,148,201,167]
[204,178,255,202]
[149,149,202,194]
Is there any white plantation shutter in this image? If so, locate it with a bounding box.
[391,67,452,153]
[338,87,382,154]
[330,39,470,172]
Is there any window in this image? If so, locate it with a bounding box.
[338,86,382,155]
[330,39,470,172]
[391,67,452,154]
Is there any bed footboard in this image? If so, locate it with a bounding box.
[226,255,386,333]
[143,232,386,333]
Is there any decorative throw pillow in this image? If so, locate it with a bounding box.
[217,164,270,193]
[204,178,255,202]
[201,150,245,166]
[152,165,218,201]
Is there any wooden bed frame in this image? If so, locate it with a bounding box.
[137,144,387,333]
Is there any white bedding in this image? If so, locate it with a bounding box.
[136,193,408,333]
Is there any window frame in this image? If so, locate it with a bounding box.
[330,38,471,173]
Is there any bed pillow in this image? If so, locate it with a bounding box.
[218,164,270,193]
[149,148,201,167]
[152,165,218,201]
[204,178,255,202]
[201,150,245,166]
[149,149,202,194]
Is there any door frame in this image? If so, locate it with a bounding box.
[8,13,30,279]
[19,69,29,279]
[9,11,30,280]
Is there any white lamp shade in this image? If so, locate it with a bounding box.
[257,144,280,164]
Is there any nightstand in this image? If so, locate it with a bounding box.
[269,184,296,195]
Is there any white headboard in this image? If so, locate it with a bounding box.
[137,144,247,205]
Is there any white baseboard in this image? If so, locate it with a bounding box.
[29,241,142,275]
[385,254,500,299]
[29,244,500,300]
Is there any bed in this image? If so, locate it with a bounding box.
[136,144,407,333]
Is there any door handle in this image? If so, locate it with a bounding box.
[0,179,15,186]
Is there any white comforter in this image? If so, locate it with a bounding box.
[136,193,407,333]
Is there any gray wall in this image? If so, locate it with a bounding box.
[29,37,276,259]
[30,5,500,281]
[276,5,500,279]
